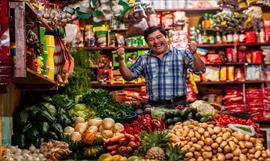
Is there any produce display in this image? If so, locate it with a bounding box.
[7,87,270,161]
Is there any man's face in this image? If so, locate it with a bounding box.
[146,30,169,55]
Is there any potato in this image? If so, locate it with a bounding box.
[204,131,210,138]
[204,146,212,152]
[169,133,180,142]
[207,126,214,135]
[193,144,202,150]
[255,145,263,151]
[217,153,225,161]
[198,127,205,134]
[224,145,232,153]
[245,141,253,148]
[201,123,208,128]
[250,137,256,144]
[213,126,222,134]
[228,141,236,151]
[262,151,267,158]
[217,147,223,153]
[233,157,239,161]
[239,141,245,149]
[211,134,217,140]
[235,132,245,141]
[225,153,233,160]
[197,156,204,161]
[241,148,248,153]
[204,137,214,145]
[213,149,218,154]
[259,157,265,161]
[188,130,195,138]
[187,159,196,161]
[185,152,193,158]
[255,151,261,159]
[188,124,195,129]
[222,132,231,140]
[239,154,247,161]
[189,146,195,153]
[195,131,201,140]
[191,137,198,143]
[220,141,227,148]
[211,143,219,149]
[202,151,212,159]
[198,140,204,147]
[249,148,256,154]
[216,136,223,144]
[248,154,254,159]
[194,151,201,158]
[244,134,251,141]
[233,148,241,156]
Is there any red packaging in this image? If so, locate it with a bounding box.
[234,67,244,81]
[226,48,237,62]
[161,12,173,28]
[245,31,257,43]
[237,46,246,63]
[251,50,262,64]
[264,21,270,42]
[207,54,222,64]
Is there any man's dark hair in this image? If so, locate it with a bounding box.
[143,26,166,41]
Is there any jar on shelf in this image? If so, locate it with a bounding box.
[84,25,95,47]
[216,32,222,44]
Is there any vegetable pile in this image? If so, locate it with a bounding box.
[169,120,270,161]
[12,95,74,148]
[124,114,165,134]
[79,89,134,119]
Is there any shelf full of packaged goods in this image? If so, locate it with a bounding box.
[83,46,149,51]
[198,42,270,48]
[155,7,220,13]
[205,62,246,65]
[13,68,58,90]
[196,80,266,85]
[25,2,53,32]
[90,81,145,88]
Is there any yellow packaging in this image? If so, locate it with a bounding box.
[220,66,234,81]
[44,35,55,46]
[193,73,206,82]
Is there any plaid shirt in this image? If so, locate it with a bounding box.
[129,46,205,101]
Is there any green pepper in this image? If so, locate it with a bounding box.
[22,122,33,133]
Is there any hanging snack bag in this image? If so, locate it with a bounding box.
[220,66,234,81]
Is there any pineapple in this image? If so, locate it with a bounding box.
[145,147,166,160]
[137,131,169,160]
[165,143,185,161]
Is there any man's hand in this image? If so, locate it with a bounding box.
[189,41,197,54]
[117,47,125,62]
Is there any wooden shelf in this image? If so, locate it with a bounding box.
[155,7,220,12]
[196,80,265,85]
[83,46,149,51]
[110,29,128,32]
[198,42,270,48]
[13,69,58,90]
[90,81,145,88]
[25,3,53,32]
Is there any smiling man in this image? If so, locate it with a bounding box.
[117,26,205,107]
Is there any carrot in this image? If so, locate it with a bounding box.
[110,150,118,155]
[128,141,137,148]
[105,134,125,144]
[125,133,135,141]
[106,144,118,151]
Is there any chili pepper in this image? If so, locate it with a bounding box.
[144,114,152,120]
[124,124,132,134]
[131,120,140,127]
[133,127,141,134]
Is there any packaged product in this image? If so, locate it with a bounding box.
[205,66,220,81]
[161,12,173,28]
[237,46,246,63]
[207,53,222,64]
[245,30,257,43]
[246,65,261,80]
[193,73,206,82]
[234,67,245,81]
[251,50,262,64]
[226,48,237,62]
[220,66,234,81]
